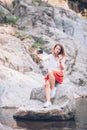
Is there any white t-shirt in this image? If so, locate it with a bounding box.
[42,54,65,72]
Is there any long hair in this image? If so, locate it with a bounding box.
[52,43,65,57]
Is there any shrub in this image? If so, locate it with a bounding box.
[7,17,18,24]
[32,37,45,49]
[25,35,32,39]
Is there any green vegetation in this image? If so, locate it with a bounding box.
[33,0,42,5]
[32,43,41,48]
[15,31,32,40]
[32,37,45,49]
[12,0,17,7]
[25,35,32,39]
[34,0,42,3]
[6,17,19,24]
[0,11,4,16]
[35,0,41,2]
[36,37,45,44]
[0,12,19,24]
[15,31,20,35]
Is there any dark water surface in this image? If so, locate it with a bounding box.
[0,98,87,130]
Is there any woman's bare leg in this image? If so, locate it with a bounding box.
[48,71,55,89]
[44,80,51,102]
[48,71,57,98]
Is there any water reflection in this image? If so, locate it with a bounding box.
[16,120,76,130]
[0,98,87,130]
[0,108,17,129]
[75,98,87,130]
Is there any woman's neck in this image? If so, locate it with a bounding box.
[53,54,59,61]
[53,53,59,58]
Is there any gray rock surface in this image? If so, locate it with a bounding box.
[0,0,87,121]
[0,123,13,130]
[0,66,44,107]
[14,81,76,120]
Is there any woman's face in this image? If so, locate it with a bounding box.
[54,45,61,56]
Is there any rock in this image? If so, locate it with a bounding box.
[0,2,16,23]
[54,7,87,45]
[0,0,87,122]
[13,81,76,121]
[10,1,87,86]
[0,0,13,6]
[0,29,40,73]
[13,99,75,121]
[0,66,44,107]
[0,123,13,130]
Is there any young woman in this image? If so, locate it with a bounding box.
[36,43,65,108]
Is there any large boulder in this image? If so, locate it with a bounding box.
[11,2,87,86]
[0,66,44,107]
[13,80,76,121]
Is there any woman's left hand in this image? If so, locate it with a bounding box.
[58,55,62,62]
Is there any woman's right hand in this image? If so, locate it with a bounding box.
[34,49,42,61]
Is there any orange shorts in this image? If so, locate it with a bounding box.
[44,70,64,84]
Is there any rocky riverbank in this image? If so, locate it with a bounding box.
[0,0,87,124]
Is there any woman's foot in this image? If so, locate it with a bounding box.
[43,101,52,108]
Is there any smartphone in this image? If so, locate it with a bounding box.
[37,49,43,54]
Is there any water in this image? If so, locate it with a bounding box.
[75,98,87,130]
[0,98,87,130]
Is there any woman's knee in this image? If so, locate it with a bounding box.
[48,71,55,79]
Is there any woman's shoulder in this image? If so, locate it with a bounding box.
[46,53,52,58]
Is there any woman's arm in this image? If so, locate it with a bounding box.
[36,54,43,62]
[59,55,65,70]
[59,61,64,70]
[35,50,51,62]
[34,50,43,62]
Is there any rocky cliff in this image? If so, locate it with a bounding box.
[0,0,87,121]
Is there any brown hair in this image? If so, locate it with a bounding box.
[52,43,65,57]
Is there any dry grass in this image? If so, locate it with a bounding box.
[0,24,16,35]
